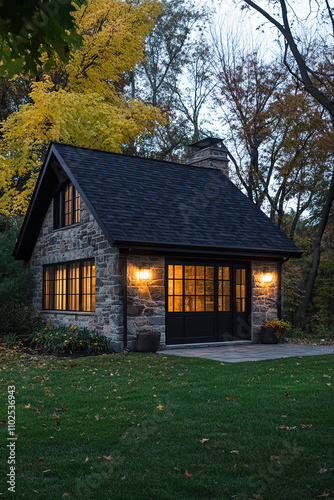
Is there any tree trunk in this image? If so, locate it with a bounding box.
[297,165,334,323]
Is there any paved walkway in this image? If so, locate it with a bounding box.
[158,343,334,363]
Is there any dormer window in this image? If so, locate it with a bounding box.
[54,182,80,229]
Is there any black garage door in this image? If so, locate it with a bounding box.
[166,261,251,345]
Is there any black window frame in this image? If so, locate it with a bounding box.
[43,259,95,312]
[54,181,80,229]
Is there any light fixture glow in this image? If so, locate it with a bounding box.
[138,268,150,280]
[261,273,273,283]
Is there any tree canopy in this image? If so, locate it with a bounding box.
[0,0,86,77]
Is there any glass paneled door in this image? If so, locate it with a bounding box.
[217,264,250,341]
[166,261,250,344]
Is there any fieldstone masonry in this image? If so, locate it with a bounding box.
[29,197,123,348]
[126,256,166,351]
[251,261,281,343]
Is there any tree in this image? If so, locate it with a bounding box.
[0,0,163,217]
[0,0,85,77]
[129,0,208,160]
[241,0,334,322]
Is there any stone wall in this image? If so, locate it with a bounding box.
[29,197,123,348]
[251,261,281,343]
[126,255,165,350]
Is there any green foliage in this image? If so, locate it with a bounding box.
[0,0,85,77]
[262,318,291,339]
[0,219,29,304]
[28,324,110,354]
[1,332,17,349]
[0,302,42,337]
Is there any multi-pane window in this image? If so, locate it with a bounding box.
[43,259,95,312]
[54,182,80,229]
[168,264,214,312]
[236,268,246,312]
[218,266,230,312]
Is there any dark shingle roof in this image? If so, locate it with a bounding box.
[14,142,302,260]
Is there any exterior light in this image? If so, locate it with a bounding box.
[261,273,273,284]
[138,268,150,280]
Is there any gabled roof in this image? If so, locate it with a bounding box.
[14,142,302,260]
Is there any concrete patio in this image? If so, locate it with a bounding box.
[158,343,334,362]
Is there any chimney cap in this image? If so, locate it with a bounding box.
[188,137,227,151]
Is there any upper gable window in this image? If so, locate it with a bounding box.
[54,182,80,229]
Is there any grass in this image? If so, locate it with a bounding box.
[0,348,333,500]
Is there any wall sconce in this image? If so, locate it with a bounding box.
[138,268,150,280]
[261,273,273,284]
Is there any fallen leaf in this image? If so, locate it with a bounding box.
[318,467,328,474]
[225,487,237,498]
[185,470,193,477]
[285,391,289,397]
[25,404,30,408]
[253,494,263,500]
[317,489,330,498]
[230,450,239,454]
[103,456,113,460]
[0,420,6,424]
[84,457,89,463]
[122,431,128,438]
[301,424,312,428]
[201,438,209,444]
[270,455,280,461]
[52,413,60,418]
[173,467,179,473]
[33,408,40,413]
[62,494,69,498]
[156,404,163,410]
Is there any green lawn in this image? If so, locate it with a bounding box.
[0,347,333,499]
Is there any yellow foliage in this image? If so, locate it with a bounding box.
[0,0,164,217]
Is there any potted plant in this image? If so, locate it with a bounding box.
[136,331,161,353]
[261,318,291,344]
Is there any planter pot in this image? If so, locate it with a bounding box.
[136,332,161,353]
[261,326,279,344]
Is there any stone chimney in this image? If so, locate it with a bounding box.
[187,137,229,177]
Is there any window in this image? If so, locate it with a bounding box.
[43,259,95,312]
[168,264,214,312]
[54,182,80,229]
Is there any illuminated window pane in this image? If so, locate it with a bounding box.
[174,265,183,279]
[205,296,214,311]
[206,267,214,279]
[196,296,205,311]
[174,296,183,312]
[168,296,174,312]
[185,296,195,312]
[185,266,195,279]
[174,280,183,295]
[223,267,229,280]
[64,185,72,227]
[168,265,174,279]
[74,190,80,223]
[206,280,214,295]
[196,280,205,295]
[196,266,204,279]
[168,280,173,295]
[218,296,222,311]
[185,280,195,295]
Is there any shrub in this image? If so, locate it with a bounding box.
[0,302,43,337]
[27,324,110,354]
[0,220,29,305]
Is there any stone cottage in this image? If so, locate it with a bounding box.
[14,138,301,352]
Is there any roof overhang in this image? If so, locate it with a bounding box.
[114,240,302,260]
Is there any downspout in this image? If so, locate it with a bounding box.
[123,251,129,350]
